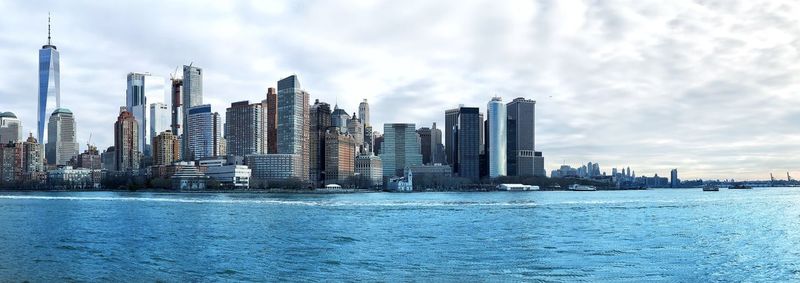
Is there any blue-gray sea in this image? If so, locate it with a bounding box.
[1,188,799,282]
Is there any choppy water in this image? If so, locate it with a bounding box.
[1,188,800,281]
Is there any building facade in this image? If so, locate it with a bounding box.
[379,123,423,178]
[416,127,432,165]
[430,123,445,164]
[0,112,22,143]
[324,130,356,183]
[152,130,181,166]
[186,104,223,160]
[506,97,537,176]
[38,19,60,143]
[46,108,78,166]
[487,97,507,178]
[114,110,140,172]
[245,154,304,184]
[126,72,167,156]
[445,106,481,181]
[355,153,382,187]
[225,101,265,157]
[264,87,278,154]
[310,99,332,186]
[181,65,203,159]
[276,75,310,181]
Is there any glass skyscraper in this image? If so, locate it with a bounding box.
[38,17,60,144]
[487,97,507,177]
[181,65,203,159]
[126,72,167,157]
[277,75,310,181]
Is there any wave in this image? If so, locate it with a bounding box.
[0,195,538,207]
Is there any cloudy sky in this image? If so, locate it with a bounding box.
[1,0,799,180]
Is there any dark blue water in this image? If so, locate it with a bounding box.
[1,188,800,281]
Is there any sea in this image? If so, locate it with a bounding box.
[1,188,799,282]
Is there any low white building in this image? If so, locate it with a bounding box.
[387,169,413,192]
[47,166,100,189]
[206,165,251,189]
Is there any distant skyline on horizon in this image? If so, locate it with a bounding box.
[1,0,799,180]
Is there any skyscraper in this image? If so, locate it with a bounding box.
[126,72,167,156]
[264,87,278,154]
[114,110,140,171]
[224,101,264,157]
[380,123,423,177]
[347,114,364,149]
[152,130,181,166]
[187,104,223,160]
[331,104,350,132]
[0,112,22,143]
[277,75,310,181]
[23,134,45,174]
[359,99,370,127]
[149,102,170,147]
[324,130,356,183]
[45,108,78,166]
[416,127,432,165]
[445,106,481,181]
[309,99,332,186]
[670,169,680,188]
[170,76,183,137]
[38,15,60,144]
[506,97,538,176]
[431,123,445,164]
[487,97,507,178]
[181,65,203,159]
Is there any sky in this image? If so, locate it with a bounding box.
[1,0,799,180]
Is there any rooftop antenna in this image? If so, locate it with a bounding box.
[47,12,52,45]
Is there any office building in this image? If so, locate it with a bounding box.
[431,123,445,164]
[245,154,304,184]
[0,142,23,184]
[506,97,538,176]
[171,165,208,190]
[74,145,101,170]
[671,169,680,188]
[185,105,222,160]
[310,99,332,186]
[114,110,140,172]
[416,127,432,165]
[364,125,375,153]
[38,16,60,144]
[23,134,45,174]
[205,164,251,189]
[347,114,364,149]
[359,99,370,127]
[487,97,507,178]
[170,76,183,137]
[355,153,382,187]
[101,146,115,171]
[379,123,423,177]
[225,101,265,157]
[534,151,545,176]
[181,65,203,159]
[126,72,167,156]
[152,130,181,166]
[276,75,310,181]
[324,130,356,183]
[331,104,350,132]
[264,87,278,154]
[445,106,481,181]
[45,108,78,166]
[0,112,22,143]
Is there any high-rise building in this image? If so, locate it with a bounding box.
[380,123,422,177]
[670,169,680,188]
[101,146,116,171]
[416,127,432,165]
[373,133,384,155]
[170,77,183,137]
[324,130,356,183]
[186,104,223,160]
[37,16,60,144]
[0,141,23,185]
[347,114,364,150]
[431,123,445,165]
[0,112,23,143]
[331,104,350,132]
[277,75,310,182]
[364,125,375,153]
[126,72,167,156]
[149,102,171,150]
[506,97,537,176]
[114,110,140,171]
[358,99,370,127]
[225,101,264,157]
[23,134,45,174]
[152,130,181,166]
[445,106,481,181]
[264,87,278,154]
[487,97,507,178]
[181,65,203,159]
[534,151,545,176]
[478,112,485,155]
[309,99,332,186]
[45,108,78,166]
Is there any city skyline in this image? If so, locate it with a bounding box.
[1,1,799,179]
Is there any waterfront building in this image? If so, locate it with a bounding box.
[387,169,413,192]
[347,114,364,150]
[45,108,78,166]
[37,16,60,143]
[152,130,181,166]
[225,101,265,157]
[114,110,140,172]
[0,112,22,143]
[407,164,453,179]
[205,164,251,189]
[186,104,223,160]
[416,127,432,165]
[181,65,203,159]
[379,123,423,177]
[506,97,539,176]
[264,87,278,154]
[309,99,332,186]
[355,153,382,187]
[534,151,545,176]
[358,99,370,127]
[445,106,481,181]
[126,72,168,156]
[324,130,356,183]
[487,97,507,178]
[47,166,100,189]
[245,154,304,184]
[171,165,208,190]
[276,75,310,181]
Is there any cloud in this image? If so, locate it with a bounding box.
[0,0,799,179]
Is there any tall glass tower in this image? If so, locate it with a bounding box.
[38,15,60,143]
[487,97,507,177]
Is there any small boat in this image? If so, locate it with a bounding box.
[702,184,719,191]
[568,184,597,191]
[728,184,752,190]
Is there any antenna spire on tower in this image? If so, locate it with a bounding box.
[47,12,52,45]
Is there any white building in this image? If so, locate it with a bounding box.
[206,165,251,189]
[387,169,413,192]
[487,97,507,177]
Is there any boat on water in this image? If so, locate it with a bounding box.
[568,184,597,191]
[702,184,719,191]
[728,184,753,190]
[497,184,540,191]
